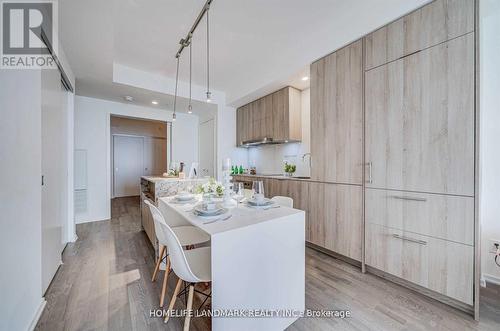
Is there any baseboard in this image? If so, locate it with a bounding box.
[27,298,46,331]
[306,242,362,268]
[366,266,474,316]
[483,273,500,286]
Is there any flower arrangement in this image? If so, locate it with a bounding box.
[283,161,296,176]
[196,177,224,197]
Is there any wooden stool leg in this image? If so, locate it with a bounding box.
[184,284,195,331]
[165,278,183,323]
[159,257,171,307]
[152,245,166,282]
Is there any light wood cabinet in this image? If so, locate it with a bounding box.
[365,188,474,245]
[365,223,473,305]
[364,0,474,70]
[310,40,363,184]
[365,33,474,196]
[236,86,301,146]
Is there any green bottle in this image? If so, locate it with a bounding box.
[239,165,244,174]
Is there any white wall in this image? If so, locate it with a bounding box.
[0,71,44,331]
[74,96,199,223]
[480,0,500,284]
[247,89,310,176]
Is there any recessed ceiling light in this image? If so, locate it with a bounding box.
[124,95,134,102]
[301,76,309,81]
[151,100,158,105]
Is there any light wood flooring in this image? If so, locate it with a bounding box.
[36,197,500,331]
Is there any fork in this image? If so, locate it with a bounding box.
[203,214,232,225]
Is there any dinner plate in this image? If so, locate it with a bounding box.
[175,193,194,201]
[247,198,274,206]
[193,204,226,216]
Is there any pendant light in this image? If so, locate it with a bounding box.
[188,41,193,114]
[173,55,180,121]
[205,7,211,103]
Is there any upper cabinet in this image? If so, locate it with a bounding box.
[236,86,302,146]
[364,0,474,70]
[365,33,474,196]
[310,40,363,185]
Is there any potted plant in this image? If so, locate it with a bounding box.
[283,161,296,177]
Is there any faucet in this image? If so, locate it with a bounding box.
[302,153,312,169]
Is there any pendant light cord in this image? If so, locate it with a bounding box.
[173,56,180,117]
[206,8,210,97]
[189,41,192,110]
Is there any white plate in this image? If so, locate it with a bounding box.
[194,204,225,216]
[176,193,194,201]
[247,198,274,206]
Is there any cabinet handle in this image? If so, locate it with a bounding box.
[392,196,427,202]
[367,162,373,184]
[392,234,427,245]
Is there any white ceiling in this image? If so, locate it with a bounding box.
[59,0,430,107]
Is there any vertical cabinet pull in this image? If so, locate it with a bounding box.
[392,234,427,245]
[367,162,373,184]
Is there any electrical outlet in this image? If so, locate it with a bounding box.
[489,239,500,254]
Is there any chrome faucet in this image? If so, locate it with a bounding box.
[302,153,312,169]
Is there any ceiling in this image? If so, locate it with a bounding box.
[59,0,430,108]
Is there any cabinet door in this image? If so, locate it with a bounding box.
[364,0,474,70]
[366,223,473,305]
[310,40,363,184]
[253,98,264,139]
[236,107,243,146]
[365,34,474,196]
[307,182,325,246]
[272,88,288,140]
[262,94,274,138]
[242,104,252,143]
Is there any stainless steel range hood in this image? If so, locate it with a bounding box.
[240,137,293,147]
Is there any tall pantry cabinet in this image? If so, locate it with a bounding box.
[309,0,478,317]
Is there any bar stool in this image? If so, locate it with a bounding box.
[156,218,211,331]
[144,200,209,307]
[271,196,294,208]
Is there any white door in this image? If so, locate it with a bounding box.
[199,119,215,177]
[113,135,144,197]
[41,69,66,293]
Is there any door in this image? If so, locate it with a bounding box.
[365,34,474,195]
[199,119,215,177]
[143,137,167,176]
[41,69,67,293]
[310,40,363,184]
[113,135,144,197]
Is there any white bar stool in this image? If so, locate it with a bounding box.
[271,195,294,208]
[156,218,211,331]
[144,200,210,307]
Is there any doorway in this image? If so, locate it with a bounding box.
[111,116,169,197]
[113,135,144,197]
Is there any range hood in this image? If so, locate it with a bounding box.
[241,137,293,147]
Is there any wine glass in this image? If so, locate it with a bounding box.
[233,182,245,203]
[252,181,265,201]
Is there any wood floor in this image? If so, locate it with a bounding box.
[36,197,500,331]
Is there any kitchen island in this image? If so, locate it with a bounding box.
[140,176,209,250]
[159,195,305,331]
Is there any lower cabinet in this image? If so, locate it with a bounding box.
[365,223,473,305]
[140,193,157,250]
[262,178,362,262]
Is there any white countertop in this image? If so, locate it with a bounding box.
[141,176,208,183]
[158,195,304,236]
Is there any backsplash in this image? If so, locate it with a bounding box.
[246,88,310,177]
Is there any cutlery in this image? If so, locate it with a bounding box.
[263,205,281,210]
[203,214,232,225]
